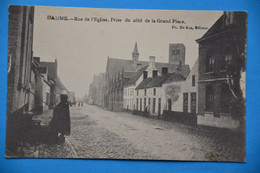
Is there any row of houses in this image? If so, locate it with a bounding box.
[88,11,246,130]
[6,6,74,153]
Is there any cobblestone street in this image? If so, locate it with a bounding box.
[63,104,245,162]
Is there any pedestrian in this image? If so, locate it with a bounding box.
[49,92,71,143]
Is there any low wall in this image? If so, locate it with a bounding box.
[132,110,149,117]
[162,110,197,126]
[197,112,240,129]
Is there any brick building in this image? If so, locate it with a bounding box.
[196,12,247,129]
[6,5,35,153]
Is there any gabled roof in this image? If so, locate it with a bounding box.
[136,73,170,90]
[106,58,141,78]
[164,71,187,83]
[55,76,67,92]
[135,78,153,90]
[124,65,148,87]
[196,14,225,43]
[106,57,190,78]
[154,62,190,78]
[136,72,186,90]
[40,61,57,80]
[124,71,136,79]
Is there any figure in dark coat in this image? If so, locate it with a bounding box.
[49,94,71,142]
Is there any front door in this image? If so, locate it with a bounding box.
[190,92,196,113]
[167,99,172,111]
[183,93,188,112]
[158,98,161,116]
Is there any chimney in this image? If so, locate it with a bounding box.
[136,63,142,70]
[152,70,158,78]
[162,67,168,75]
[178,61,182,71]
[149,56,156,68]
[143,71,148,79]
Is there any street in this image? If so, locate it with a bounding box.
[63,104,245,162]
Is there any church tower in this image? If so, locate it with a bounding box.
[132,42,139,63]
[169,43,185,65]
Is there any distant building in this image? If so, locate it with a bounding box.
[134,55,190,116]
[196,12,247,129]
[68,91,76,104]
[105,42,190,112]
[89,73,105,107]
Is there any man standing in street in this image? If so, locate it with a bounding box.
[49,91,71,143]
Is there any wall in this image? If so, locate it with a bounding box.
[136,87,162,116]
[123,85,135,110]
[34,73,44,114]
[162,81,184,112]
[7,6,34,115]
[42,80,50,111]
[169,44,185,65]
[182,59,198,113]
[197,112,240,129]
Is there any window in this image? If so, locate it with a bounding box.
[192,75,195,87]
[183,93,188,112]
[206,49,215,72]
[140,98,142,111]
[137,90,139,96]
[144,89,147,96]
[190,92,196,113]
[153,88,156,96]
[158,98,161,116]
[205,85,214,111]
[172,49,180,55]
[206,56,215,72]
[144,98,146,109]
[153,98,156,113]
[224,54,232,69]
[136,98,138,110]
[167,99,172,111]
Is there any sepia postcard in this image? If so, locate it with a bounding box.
[6,5,247,162]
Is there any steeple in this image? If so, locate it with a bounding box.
[133,42,138,54]
[132,42,139,63]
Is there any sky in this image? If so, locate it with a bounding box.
[33,6,222,98]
